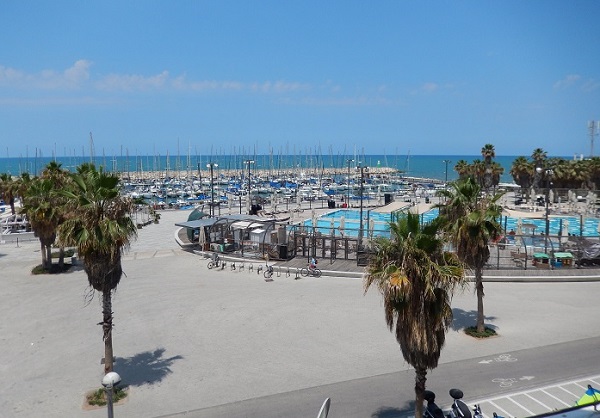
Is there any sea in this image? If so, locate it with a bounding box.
[0,154,551,184]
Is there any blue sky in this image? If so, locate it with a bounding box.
[1,1,600,159]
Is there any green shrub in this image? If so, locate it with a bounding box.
[31,263,72,275]
[51,248,75,258]
[464,326,497,338]
[86,386,128,406]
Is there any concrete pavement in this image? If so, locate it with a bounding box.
[2,209,600,418]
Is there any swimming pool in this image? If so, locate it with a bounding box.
[304,209,600,238]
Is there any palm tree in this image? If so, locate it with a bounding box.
[454,160,470,180]
[510,156,534,189]
[57,164,137,374]
[481,143,496,165]
[436,177,503,334]
[22,177,64,270]
[0,173,18,215]
[364,213,464,418]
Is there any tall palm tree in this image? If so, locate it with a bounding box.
[436,177,503,333]
[481,143,496,165]
[57,164,137,374]
[364,213,464,418]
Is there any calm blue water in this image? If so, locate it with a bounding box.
[306,208,600,238]
[0,154,569,183]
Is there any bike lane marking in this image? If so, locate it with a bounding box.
[472,374,600,418]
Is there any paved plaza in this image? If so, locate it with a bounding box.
[2,209,600,418]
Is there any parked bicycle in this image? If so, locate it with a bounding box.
[207,254,221,269]
[300,265,322,278]
[263,264,274,279]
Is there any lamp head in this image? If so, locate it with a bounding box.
[102,371,121,388]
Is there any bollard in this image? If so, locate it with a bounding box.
[230,262,236,271]
[276,267,281,277]
[295,268,301,280]
[257,265,263,275]
[286,267,291,277]
[239,263,244,272]
[248,264,253,272]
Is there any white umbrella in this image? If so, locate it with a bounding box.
[198,226,206,246]
[369,218,375,238]
[562,220,570,241]
[339,216,345,237]
[516,218,523,236]
[312,210,318,234]
[330,217,335,236]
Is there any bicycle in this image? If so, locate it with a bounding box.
[263,264,274,279]
[207,254,221,269]
[300,265,322,278]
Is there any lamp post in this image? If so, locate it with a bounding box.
[346,159,354,207]
[442,159,451,184]
[207,163,218,217]
[536,166,554,255]
[356,163,369,249]
[244,159,255,214]
[101,371,121,418]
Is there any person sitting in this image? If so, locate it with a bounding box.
[309,257,318,270]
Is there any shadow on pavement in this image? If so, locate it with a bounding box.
[371,400,414,417]
[451,308,497,332]
[117,347,183,386]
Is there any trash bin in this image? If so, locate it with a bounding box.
[384,193,393,204]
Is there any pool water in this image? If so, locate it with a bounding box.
[304,209,600,238]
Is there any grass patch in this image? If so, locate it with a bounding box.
[464,326,497,338]
[86,386,128,407]
[31,263,72,275]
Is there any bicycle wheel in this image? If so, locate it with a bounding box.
[313,268,322,278]
[207,261,215,269]
[300,268,309,277]
[263,269,273,279]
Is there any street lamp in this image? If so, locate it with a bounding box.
[244,159,255,214]
[346,159,354,207]
[206,163,218,217]
[356,163,369,249]
[442,159,451,184]
[101,371,121,418]
[536,166,554,255]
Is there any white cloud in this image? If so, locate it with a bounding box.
[553,74,581,90]
[581,79,600,93]
[421,82,438,93]
[0,60,92,89]
[96,70,169,91]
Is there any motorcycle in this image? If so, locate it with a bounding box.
[423,389,482,418]
[448,389,482,418]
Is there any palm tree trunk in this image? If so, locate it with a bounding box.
[476,267,485,333]
[102,290,114,374]
[45,244,52,270]
[414,367,427,418]
[58,247,64,268]
[40,241,48,268]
